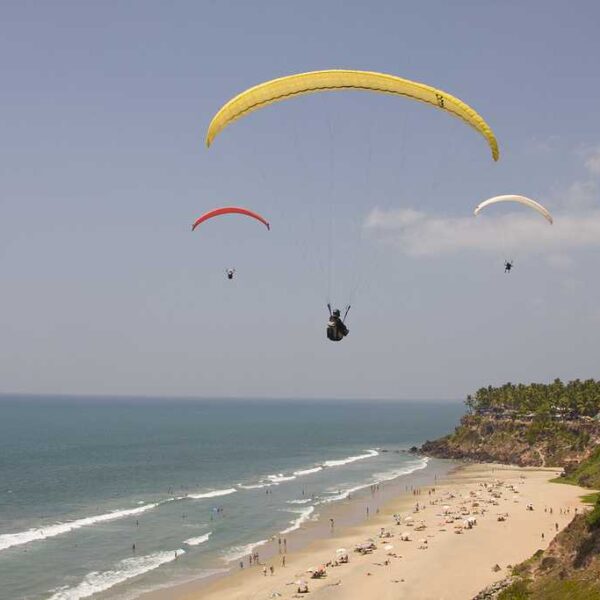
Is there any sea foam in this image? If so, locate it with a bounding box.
[187,488,237,500]
[293,466,323,476]
[237,482,271,490]
[0,501,164,553]
[322,448,379,468]
[222,539,268,562]
[267,474,296,483]
[279,506,315,534]
[184,532,212,546]
[47,549,185,600]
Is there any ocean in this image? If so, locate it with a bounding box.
[0,397,463,599]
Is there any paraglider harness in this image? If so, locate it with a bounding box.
[504,260,513,273]
[327,303,350,342]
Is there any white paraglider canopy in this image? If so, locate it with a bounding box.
[473,195,553,224]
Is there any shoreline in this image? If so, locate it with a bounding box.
[144,462,588,600]
[140,463,589,600]
[137,457,457,600]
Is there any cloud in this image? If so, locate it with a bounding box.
[364,207,600,258]
[561,180,598,210]
[525,135,561,154]
[584,147,600,176]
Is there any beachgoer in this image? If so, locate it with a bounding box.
[270,565,274,576]
[283,538,287,552]
[132,543,136,552]
[282,555,286,567]
[263,566,267,576]
[239,560,244,569]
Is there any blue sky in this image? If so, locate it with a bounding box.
[1,1,599,399]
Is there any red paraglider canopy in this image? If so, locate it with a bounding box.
[191,207,270,231]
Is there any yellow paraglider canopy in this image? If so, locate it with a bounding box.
[206,69,499,161]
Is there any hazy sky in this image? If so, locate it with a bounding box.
[2,1,599,399]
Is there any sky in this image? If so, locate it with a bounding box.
[1,0,599,400]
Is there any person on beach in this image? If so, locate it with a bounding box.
[270,565,275,575]
[263,566,267,576]
[326,306,349,342]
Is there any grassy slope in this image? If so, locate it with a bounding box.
[560,446,600,489]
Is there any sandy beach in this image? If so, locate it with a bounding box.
[164,464,587,600]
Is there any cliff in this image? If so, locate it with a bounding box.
[421,414,600,469]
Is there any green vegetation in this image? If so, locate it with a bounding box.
[560,446,600,489]
[586,496,600,529]
[511,550,544,577]
[580,492,599,505]
[498,580,531,599]
[530,579,600,600]
[466,378,600,418]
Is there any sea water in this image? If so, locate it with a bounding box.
[0,397,463,599]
